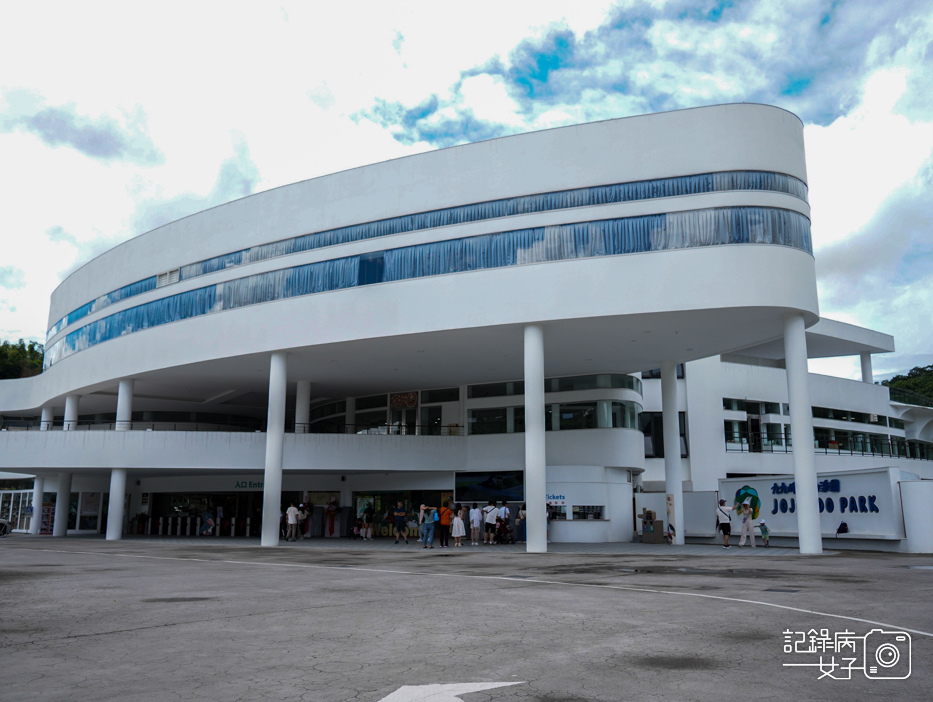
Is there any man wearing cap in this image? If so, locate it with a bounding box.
[715,499,735,549]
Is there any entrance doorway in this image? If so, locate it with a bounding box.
[0,490,33,532]
[352,490,453,538]
[748,414,762,452]
[390,408,417,435]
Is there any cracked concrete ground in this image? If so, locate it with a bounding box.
[0,536,930,701]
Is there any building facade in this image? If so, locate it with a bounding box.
[1,104,931,550]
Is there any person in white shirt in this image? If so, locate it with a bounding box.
[285,502,300,542]
[716,499,735,549]
[499,501,511,539]
[499,501,511,521]
[738,499,756,548]
[469,502,482,546]
[482,500,499,544]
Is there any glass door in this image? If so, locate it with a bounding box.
[0,493,11,524]
[1,492,33,532]
[12,492,28,530]
[421,406,442,435]
[390,408,417,435]
[748,415,762,453]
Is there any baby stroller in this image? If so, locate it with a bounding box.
[494,518,515,545]
[0,517,11,537]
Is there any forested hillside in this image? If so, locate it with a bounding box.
[0,339,44,379]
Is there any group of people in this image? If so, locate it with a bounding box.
[272,499,533,546]
[402,500,526,548]
[282,502,309,542]
[715,498,770,549]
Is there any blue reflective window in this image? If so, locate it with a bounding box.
[46,277,158,338]
[43,206,811,368]
[47,170,807,341]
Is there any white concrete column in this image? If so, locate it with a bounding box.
[106,469,127,540]
[661,361,685,545]
[524,324,547,553]
[116,379,134,430]
[63,395,79,430]
[860,352,873,384]
[52,473,73,537]
[783,314,822,555]
[261,352,288,547]
[295,380,311,434]
[345,397,356,433]
[28,476,45,534]
[902,480,933,553]
[40,406,54,431]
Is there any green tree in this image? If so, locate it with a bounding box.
[881,364,933,399]
[0,339,44,379]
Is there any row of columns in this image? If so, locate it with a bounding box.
[517,315,823,555]
[39,394,80,431]
[34,381,135,540]
[34,315,825,554]
[39,386,131,432]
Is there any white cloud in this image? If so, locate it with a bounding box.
[806,68,933,250]
[460,75,524,126]
[0,0,931,385]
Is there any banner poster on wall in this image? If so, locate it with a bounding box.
[81,492,101,517]
[718,467,914,539]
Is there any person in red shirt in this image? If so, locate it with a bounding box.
[437,501,453,548]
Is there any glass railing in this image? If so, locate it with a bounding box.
[888,386,933,409]
[468,400,642,434]
[468,373,643,399]
[724,430,931,460]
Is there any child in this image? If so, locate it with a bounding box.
[352,517,363,540]
[451,503,466,547]
[758,519,770,547]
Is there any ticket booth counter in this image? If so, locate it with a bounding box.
[549,504,612,543]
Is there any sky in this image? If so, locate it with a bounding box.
[0,0,931,381]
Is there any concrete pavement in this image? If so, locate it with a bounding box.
[1,535,930,701]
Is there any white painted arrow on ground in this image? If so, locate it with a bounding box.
[377,682,524,701]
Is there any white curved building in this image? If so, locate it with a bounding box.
[2,104,931,551]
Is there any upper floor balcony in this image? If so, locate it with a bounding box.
[0,424,646,475]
